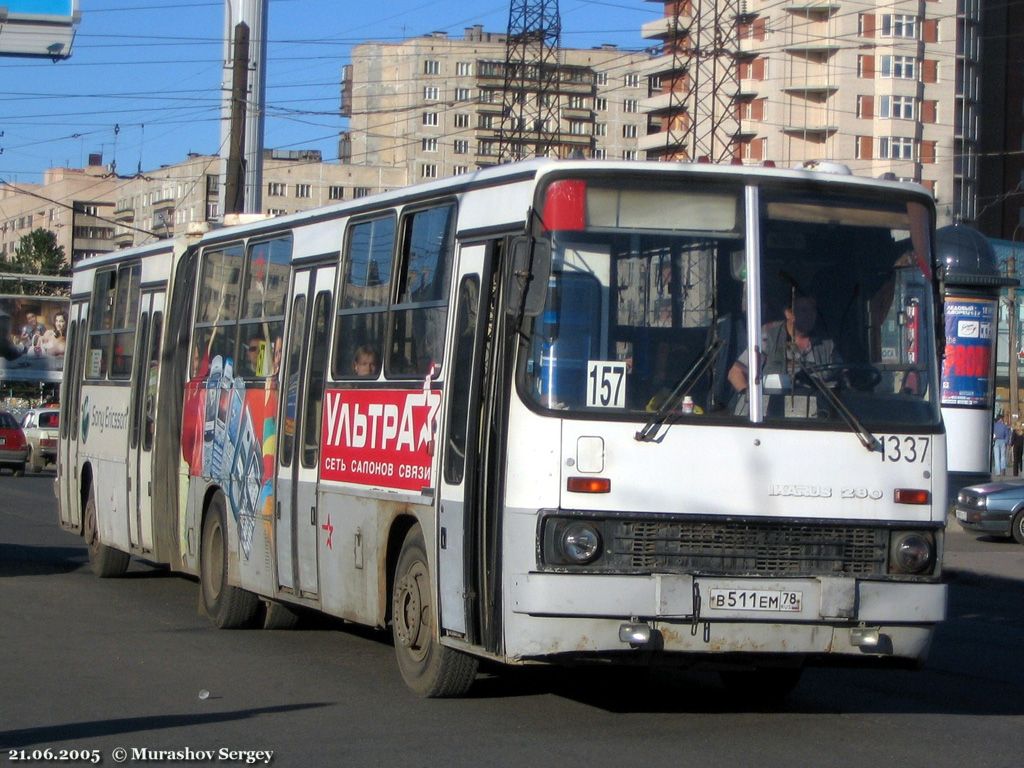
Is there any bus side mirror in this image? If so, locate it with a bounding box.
[506,236,551,318]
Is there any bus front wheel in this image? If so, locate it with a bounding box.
[83,487,130,578]
[391,526,478,697]
[200,494,259,629]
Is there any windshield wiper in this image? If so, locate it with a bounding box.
[635,339,724,442]
[793,358,880,452]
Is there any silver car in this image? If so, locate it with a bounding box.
[20,407,59,473]
[955,481,1024,544]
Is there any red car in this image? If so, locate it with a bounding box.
[0,410,28,476]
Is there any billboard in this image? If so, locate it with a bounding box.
[0,295,69,383]
[941,296,996,408]
[0,0,80,59]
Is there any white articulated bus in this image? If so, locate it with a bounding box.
[58,159,947,697]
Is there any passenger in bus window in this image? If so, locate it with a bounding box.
[727,295,837,395]
[353,345,378,377]
[243,333,267,377]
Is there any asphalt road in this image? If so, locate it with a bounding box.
[1,470,1022,768]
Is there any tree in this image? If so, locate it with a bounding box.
[1,228,70,296]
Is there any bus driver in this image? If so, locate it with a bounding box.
[727,294,837,396]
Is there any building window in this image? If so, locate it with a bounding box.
[267,209,287,216]
[424,59,439,75]
[454,113,470,128]
[623,150,638,161]
[568,120,588,135]
[455,87,472,101]
[595,97,607,111]
[353,187,371,198]
[424,86,439,101]
[478,114,495,129]
[328,186,344,201]
[624,99,639,113]
[478,141,496,156]
[423,112,439,126]
[624,73,640,88]
[595,72,608,85]
[880,136,915,160]
[267,182,286,197]
[295,184,311,198]
[881,55,916,79]
[421,164,437,179]
[567,94,587,109]
[422,137,438,152]
[456,61,472,76]
[881,95,915,119]
[622,124,637,138]
[453,165,469,175]
[454,139,469,154]
[594,123,607,137]
[881,14,917,38]
[592,148,606,159]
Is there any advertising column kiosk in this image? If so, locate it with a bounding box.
[936,226,1017,497]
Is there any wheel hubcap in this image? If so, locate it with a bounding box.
[393,561,430,661]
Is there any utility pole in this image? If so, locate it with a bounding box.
[499,0,562,163]
[223,22,250,215]
[218,0,268,217]
[1009,252,1019,424]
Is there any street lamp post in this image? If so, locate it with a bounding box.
[1008,253,1018,425]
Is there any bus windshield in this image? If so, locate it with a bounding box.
[520,175,940,431]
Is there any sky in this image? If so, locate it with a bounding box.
[0,0,659,185]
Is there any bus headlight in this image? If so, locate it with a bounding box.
[559,522,602,564]
[889,531,935,574]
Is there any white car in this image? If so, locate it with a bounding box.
[21,407,59,473]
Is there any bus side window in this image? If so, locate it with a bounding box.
[302,291,331,469]
[444,276,480,485]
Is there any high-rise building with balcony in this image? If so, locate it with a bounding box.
[641,0,975,226]
[341,26,652,179]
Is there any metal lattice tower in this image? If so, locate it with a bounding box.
[498,0,562,163]
[657,0,741,163]
[688,0,741,162]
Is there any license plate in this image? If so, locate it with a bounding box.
[41,439,55,447]
[955,509,967,522]
[0,437,5,445]
[709,588,803,612]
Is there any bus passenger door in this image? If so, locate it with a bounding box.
[58,303,87,531]
[438,243,495,641]
[126,292,163,552]
[276,265,334,597]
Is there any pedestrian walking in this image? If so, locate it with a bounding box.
[993,414,1011,476]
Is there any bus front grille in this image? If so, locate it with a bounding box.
[610,519,888,577]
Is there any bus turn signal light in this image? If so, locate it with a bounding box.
[894,489,930,505]
[567,476,611,494]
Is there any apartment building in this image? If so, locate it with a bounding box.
[0,157,120,266]
[978,0,1024,239]
[111,151,405,250]
[341,26,652,180]
[641,0,975,226]
[0,151,406,263]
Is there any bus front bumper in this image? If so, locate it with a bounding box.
[506,572,946,662]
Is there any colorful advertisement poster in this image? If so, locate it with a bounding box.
[181,354,278,559]
[0,295,69,383]
[320,387,441,492]
[941,297,995,407]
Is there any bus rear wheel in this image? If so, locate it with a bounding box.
[391,526,478,697]
[200,494,259,629]
[83,486,130,578]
